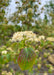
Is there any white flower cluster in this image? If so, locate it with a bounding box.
[11,31,45,42]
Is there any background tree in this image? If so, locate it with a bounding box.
[9,0,44,30]
[0,0,11,24]
[44,0,54,25]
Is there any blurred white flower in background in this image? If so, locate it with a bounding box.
[2,71,7,75]
[46,37,54,42]
[43,73,48,75]
[2,71,12,75]
[6,72,12,75]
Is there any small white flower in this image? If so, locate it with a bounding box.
[35,50,39,53]
[38,64,41,69]
[28,38,34,41]
[7,47,13,51]
[34,38,39,42]
[39,35,45,40]
[2,51,7,54]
